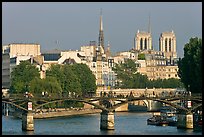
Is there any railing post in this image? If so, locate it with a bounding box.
[22,101,34,131]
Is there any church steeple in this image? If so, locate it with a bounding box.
[100,9,103,31]
[148,13,151,34]
[98,8,105,54]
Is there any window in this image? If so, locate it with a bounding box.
[144,38,147,49]
[169,40,171,52]
[140,38,143,50]
[165,38,168,52]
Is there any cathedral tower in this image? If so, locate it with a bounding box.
[159,30,177,59]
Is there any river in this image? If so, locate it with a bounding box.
[2,112,202,135]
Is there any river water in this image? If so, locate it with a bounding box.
[2,112,202,135]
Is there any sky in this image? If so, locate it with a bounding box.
[2,2,202,58]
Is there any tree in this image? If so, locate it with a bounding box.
[178,37,202,93]
[29,77,44,94]
[46,64,65,91]
[10,60,40,93]
[46,64,82,96]
[113,59,149,88]
[43,76,62,97]
[113,58,138,88]
[71,63,96,96]
[138,53,146,60]
[63,65,82,96]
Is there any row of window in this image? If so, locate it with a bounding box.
[155,73,178,77]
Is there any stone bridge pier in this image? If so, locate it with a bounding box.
[177,112,194,129]
[22,102,34,131]
[100,110,114,130]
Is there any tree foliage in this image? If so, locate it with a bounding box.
[178,37,202,93]
[46,63,96,96]
[71,63,96,96]
[10,60,40,93]
[138,53,146,60]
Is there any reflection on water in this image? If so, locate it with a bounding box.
[2,112,202,135]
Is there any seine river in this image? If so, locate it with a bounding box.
[2,112,202,135]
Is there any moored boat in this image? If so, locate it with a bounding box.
[147,106,177,126]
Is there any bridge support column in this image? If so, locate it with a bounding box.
[22,111,34,131]
[22,101,34,131]
[100,111,114,130]
[177,112,193,129]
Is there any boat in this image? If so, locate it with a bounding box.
[193,111,202,131]
[147,115,161,125]
[147,106,177,126]
[147,115,169,126]
[160,106,177,126]
[165,112,177,126]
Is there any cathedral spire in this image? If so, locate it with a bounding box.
[98,8,105,54]
[100,8,103,31]
[148,13,151,34]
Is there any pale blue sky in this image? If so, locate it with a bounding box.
[2,2,202,57]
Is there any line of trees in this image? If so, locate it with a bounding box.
[178,37,202,93]
[113,58,184,89]
[10,61,97,97]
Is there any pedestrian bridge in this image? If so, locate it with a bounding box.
[2,94,202,130]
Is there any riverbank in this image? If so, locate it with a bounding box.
[11,108,102,119]
[33,108,102,119]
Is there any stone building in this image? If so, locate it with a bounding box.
[2,53,10,88]
[2,43,40,58]
[2,43,41,89]
[134,30,152,51]
[159,31,177,59]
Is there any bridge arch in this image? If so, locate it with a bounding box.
[33,98,110,112]
[2,100,28,112]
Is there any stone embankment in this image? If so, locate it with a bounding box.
[11,108,102,119]
[33,108,102,119]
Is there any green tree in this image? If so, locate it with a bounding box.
[43,76,62,97]
[71,63,96,96]
[138,53,145,60]
[113,59,138,88]
[46,64,82,96]
[178,37,202,93]
[10,60,40,93]
[113,59,149,88]
[29,77,43,94]
[46,64,65,91]
[63,65,82,96]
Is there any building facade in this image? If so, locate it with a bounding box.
[2,43,41,89]
[2,53,10,88]
[2,43,41,58]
